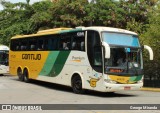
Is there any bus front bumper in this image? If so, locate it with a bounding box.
[104,82,143,92]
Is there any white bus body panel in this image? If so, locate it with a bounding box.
[0,65,9,74]
[0,45,9,74]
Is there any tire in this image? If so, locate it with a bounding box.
[23,69,30,83]
[72,75,84,94]
[17,68,24,81]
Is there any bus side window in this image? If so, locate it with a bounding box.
[37,39,44,50]
[72,41,77,50]
[38,44,44,50]
[81,41,84,51]
[21,46,26,50]
[48,36,59,50]
[29,38,37,51]
[53,37,59,50]
[11,40,18,51]
[48,38,53,50]
[15,41,22,51]
[63,42,69,50]
[43,39,49,50]
[71,32,85,51]
[60,35,71,50]
[16,45,20,51]
[31,45,36,50]
[59,40,63,50]
[21,40,28,51]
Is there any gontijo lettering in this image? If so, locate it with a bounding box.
[22,54,41,60]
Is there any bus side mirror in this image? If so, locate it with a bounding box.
[143,45,153,60]
[102,42,110,59]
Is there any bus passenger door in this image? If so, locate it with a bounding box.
[86,30,103,90]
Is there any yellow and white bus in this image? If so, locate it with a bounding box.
[0,45,9,75]
[9,27,153,93]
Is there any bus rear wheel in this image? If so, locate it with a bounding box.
[23,69,30,83]
[17,68,24,81]
[71,75,84,94]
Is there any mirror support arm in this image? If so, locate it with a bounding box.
[102,42,110,59]
[144,45,153,60]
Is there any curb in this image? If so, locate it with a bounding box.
[141,87,160,92]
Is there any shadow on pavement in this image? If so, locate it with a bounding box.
[29,79,137,98]
[6,75,138,98]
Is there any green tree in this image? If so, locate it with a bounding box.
[29,0,53,31]
[141,3,160,86]
[84,0,126,27]
[0,0,33,45]
[49,0,88,27]
[118,0,158,34]
[0,0,53,45]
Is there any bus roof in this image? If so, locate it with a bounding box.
[82,26,138,35]
[11,28,73,39]
[11,26,137,39]
[0,45,9,50]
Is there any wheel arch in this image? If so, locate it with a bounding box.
[71,71,84,88]
[17,66,23,75]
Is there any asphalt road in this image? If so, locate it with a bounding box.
[0,75,160,113]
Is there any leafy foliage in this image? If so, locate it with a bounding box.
[30,1,53,31]
[0,0,33,45]
[141,4,160,84]
[49,0,88,27]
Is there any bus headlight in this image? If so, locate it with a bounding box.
[104,79,117,84]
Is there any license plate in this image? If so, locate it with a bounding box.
[124,86,131,90]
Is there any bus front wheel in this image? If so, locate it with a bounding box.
[71,75,84,94]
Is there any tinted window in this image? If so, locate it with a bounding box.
[10,31,85,51]
[87,30,102,72]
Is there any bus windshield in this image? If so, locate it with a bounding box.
[0,51,9,66]
[102,32,140,47]
[102,32,143,75]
